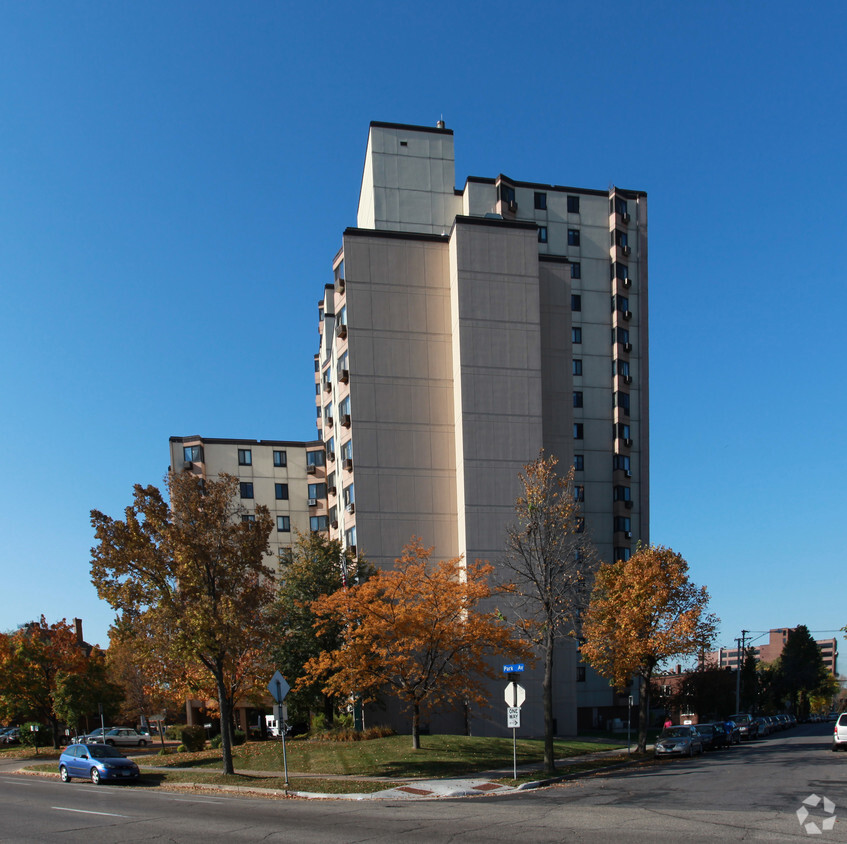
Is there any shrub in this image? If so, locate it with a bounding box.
[180,726,206,752]
[209,735,222,749]
[165,725,184,741]
[177,744,187,753]
[232,730,246,746]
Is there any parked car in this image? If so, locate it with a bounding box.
[72,727,112,744]
[833,713,847,751]
[102,728,150,747]
[703,722,730,749]
[0,727,20,745]
[724,721,741,745]
[654,726,703,758]
[730,714,758,740]
[58,743,140,784]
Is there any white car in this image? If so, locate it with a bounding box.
[832,713,847,751]
[102,728,150,747]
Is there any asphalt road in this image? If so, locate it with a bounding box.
[1,722,844,842]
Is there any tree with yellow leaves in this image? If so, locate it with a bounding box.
[581,545,718,752]
[90,471,275,774]
[302,538,531,748]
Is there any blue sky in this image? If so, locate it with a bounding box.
[1,1,844,662]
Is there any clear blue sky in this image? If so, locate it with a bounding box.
[1,1,844,662]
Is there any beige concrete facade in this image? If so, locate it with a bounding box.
[168,435,327,572]
[316,121,649,736]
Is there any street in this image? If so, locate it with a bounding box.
[0,722,844,842]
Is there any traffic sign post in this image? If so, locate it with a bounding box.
[504,668,528,780]
[268,670,291,788]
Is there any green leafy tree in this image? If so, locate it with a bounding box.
[54,650,124,739]
[270,532,373,727]
[502,452,599,773]
[90,471,275,775]
[581,545,718,752]
[774,625,829,718]
[669,663,735,721]
[739,647,760,713]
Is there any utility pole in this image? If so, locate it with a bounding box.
[735,630,748,712]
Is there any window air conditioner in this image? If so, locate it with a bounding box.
[346,502,355,514]
[624,438,633,447]
[624,310,632,321]
[624,375,632,384]
[343,458,353,472]
[308,498,318,507]
[622,245,631,256]
[622,277,631,288]
[624,342,633,353]
[625,531,632,539]
[624,500,633,509]
[341,414,351,427]
[307,465,316,474]
[622,212,630,224]
[183,461,193,470]
[339,369,349,383]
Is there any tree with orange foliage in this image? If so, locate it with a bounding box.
[302,538,531,748]
[581,545,718,752]
[90,471,275,774]
[0,617,119,748]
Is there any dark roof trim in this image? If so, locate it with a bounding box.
[370,120,453,136]
[170,436,323,448]
[452,215,538,232]
[343,227,448,243]
[464,174,646,199]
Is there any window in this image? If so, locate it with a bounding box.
[534,192,547,210]
[572,359,582,376]
[241,514,255,523]
[614,327,630,345]
[614,547,632,561]
[572,327,582,344]
[574,485,584,502]
[574,454,584,471]
[538,226,548,244]
[310,515,329,532]
[573,391,583,408]
[577,666,587,682]
[613,454,631,473]
[340,439,353,461]
[568,229,580,246]
[273,450,287,467]
[614,516,631,533]
[571,294,581,311]
[239,482,254,499]
[615,422,631,440]
[499,183,516,205]
[614,229,628,248]
[613,485,631,502]
[339,351,348,372]
[238,449,252,466]
[614,391,630,416]
[326,436,335,457]
[574,423,584,439]
[613,197,628,217]
[345,526,357,548]
[612,262,629,281]
[327,471,336,491]
[183,445,203,462]
[343,484,355,507]
[328,505,337,524]
[308,483,327,499]
[276,516,290,533]
[612,294,629,313]
[334,259,344,282]
[275,483,289,500]
[615,359,630,377]
[307,450,325,467]
[567,195,580,213]
[570,262,581,279]
[339,396,351,417]
[337,305,347,326]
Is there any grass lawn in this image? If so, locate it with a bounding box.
[142,734,625,779]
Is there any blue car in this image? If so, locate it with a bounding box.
[58,743,140,784]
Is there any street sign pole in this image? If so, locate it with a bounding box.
[276,680,289,789]
[503,666,526,781]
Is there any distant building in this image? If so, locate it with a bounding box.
[168,435,328,571]
[707,628,838,676]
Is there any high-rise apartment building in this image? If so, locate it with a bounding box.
[316,121,648,735]
[707,629,839,676]
[168,436,328,570]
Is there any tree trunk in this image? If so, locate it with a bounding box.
[543,623,555,773]
[637,672,651,753]
[412,702,420,750]
[323,693,334,727]
[214,669,235,775]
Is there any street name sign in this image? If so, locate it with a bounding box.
[503,663,525,673]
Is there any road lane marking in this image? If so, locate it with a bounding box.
[52,807,129,818]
